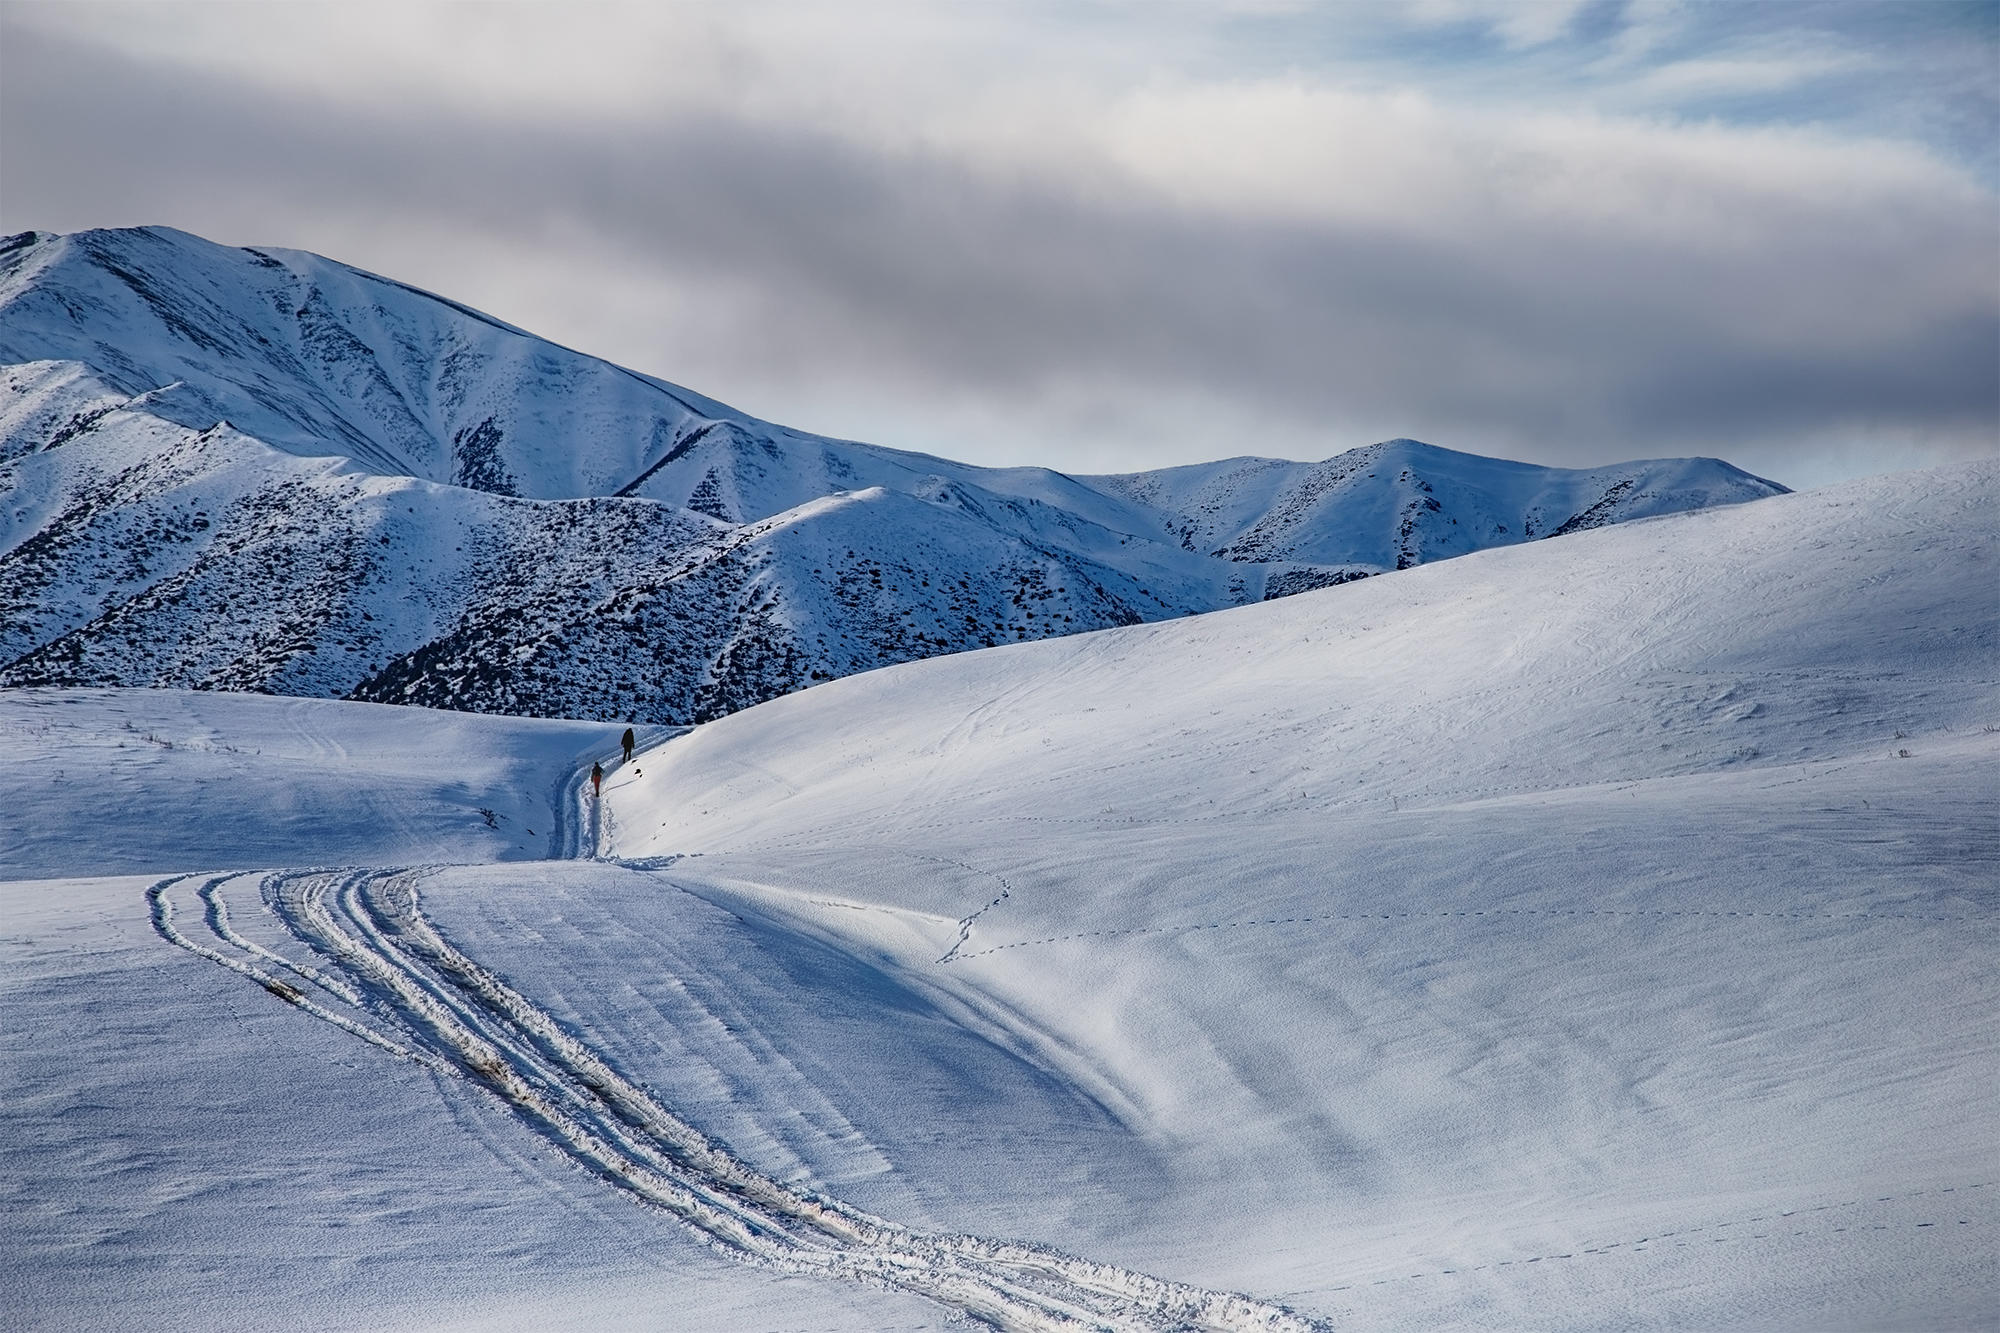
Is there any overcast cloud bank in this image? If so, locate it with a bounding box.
[3,0,1994,486]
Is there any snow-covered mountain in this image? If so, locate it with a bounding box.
[4,462,1990,1331]
[0,227,1787,721]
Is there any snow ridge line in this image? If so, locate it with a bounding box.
[943,906,1980,962]
[160,865,1326,1332]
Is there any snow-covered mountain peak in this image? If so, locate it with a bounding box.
[0,226,1789,722]
[0,225,787,498]
[1088,435,1782,570]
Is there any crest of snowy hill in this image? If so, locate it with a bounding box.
[0,226,1785,722]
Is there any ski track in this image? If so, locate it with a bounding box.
[145,742,1327,1333]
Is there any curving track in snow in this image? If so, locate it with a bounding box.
[146,746,1321,1333]
[549,725,685,859]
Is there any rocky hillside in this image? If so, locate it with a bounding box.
[0,227,1787,722]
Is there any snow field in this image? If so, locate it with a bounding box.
[604,463,1998,1327]
[139,865,1321,1331]
[1,697,1327,1329]
[0,688,638,876]
[0,869,953,1333]
[1,462,1990,1330]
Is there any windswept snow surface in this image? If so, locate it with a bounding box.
[3,465,1989,1331]
[605,462,1999,1328]
[1,697,963,1332]
[2,696,1319,1330]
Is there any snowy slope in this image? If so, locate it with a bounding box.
[0,688,643,876]
[4,463,1986,1332]
[0,691,1320,1332]
[598,461,1998,1327]
[0,227,1785,723]
[0,226,767,498]
[616,462,1996,848]
[0,361,1244,719]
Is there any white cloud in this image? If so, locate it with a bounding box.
[1397,0,1595,48]
[2,0,1993,485]
[1621,48,1874,101]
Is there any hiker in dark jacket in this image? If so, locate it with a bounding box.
[621,727,636,763]
[591,761,604,797]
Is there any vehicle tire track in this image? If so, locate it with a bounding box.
[149,859,1325,1332]
[148,873,443,1067]
[197,871,363,1004]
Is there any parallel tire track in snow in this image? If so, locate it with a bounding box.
[147,873,445,1068]
[153,868,1322,1332]
[145,742,1325,1332]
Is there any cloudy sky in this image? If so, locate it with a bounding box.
[3,1,1995,487]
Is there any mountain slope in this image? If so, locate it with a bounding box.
[0,227,1787,722]
[602,461,1996,1327]
[1,464,1987,1332]
[1,361,1244,719]
[0,225,764,498]
[1091,439,1785,570]
[0,361,1250,719]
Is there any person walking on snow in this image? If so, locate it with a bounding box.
[591,761,603,798]
[621,727,636,763]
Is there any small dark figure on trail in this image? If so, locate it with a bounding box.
[621,727,636,763]
[591,761,604,797]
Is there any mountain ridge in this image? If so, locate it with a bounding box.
[0,226,1788,722]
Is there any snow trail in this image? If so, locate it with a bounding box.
[148,874,441,1067]
[197,873,363,1004]
[142,745,1324,1332]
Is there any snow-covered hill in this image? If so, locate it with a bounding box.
[0,360,1248,719]
[0,688,633,876]
[0,227,1786,722]
[1090,441,1781,570]
[3,462,1990,1331]
[600,460,1998,1327]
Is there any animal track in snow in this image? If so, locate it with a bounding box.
[944,905,1976,962]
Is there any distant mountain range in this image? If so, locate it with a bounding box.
[0,226,1787,722]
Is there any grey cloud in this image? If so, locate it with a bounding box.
[3,22,1994,483]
